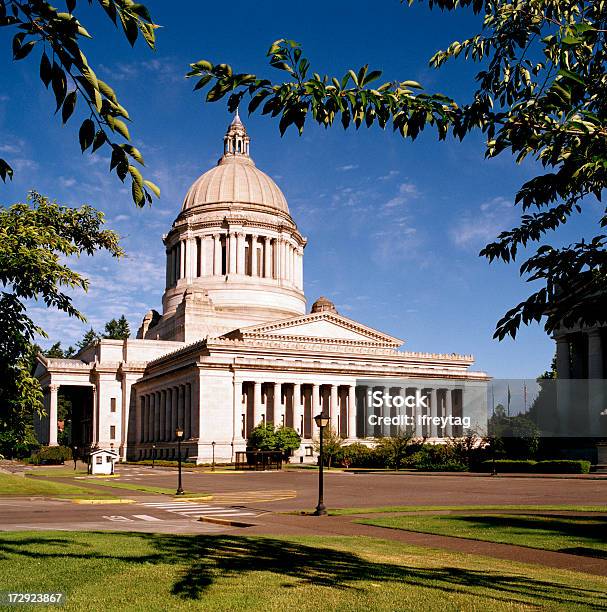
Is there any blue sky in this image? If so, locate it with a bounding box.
[1,0,600,377]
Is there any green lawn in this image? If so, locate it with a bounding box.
[0,531,606,611]
[329,504,607,516]
[358,513,607,558]
[0,473,116,499]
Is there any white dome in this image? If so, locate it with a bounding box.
[181,156,289,214]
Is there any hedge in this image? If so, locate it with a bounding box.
[479,459,590,474]
[29,446,72,465]
[536,460,591,474]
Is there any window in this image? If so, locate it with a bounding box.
[110,425,116,439]
[96,456,102,464]
[106,456,112,463]
[110,398,116,413]
[305,445,313,457]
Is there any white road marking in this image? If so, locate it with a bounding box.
[132,514,162,521]
[141,501,258,519]
[102,515,133,522]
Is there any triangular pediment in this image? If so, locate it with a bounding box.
[223,312,403,347]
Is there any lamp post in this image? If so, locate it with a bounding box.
[313,412,330,516]
[175,428,184,495]
[73,445,78,471]
[211,441,216,472]
[152,444,156,469]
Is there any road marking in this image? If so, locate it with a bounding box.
[132,514,162,521]
[141,501,259,519]
[102,515,133,522]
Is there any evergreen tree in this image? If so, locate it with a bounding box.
[103,315,130,340]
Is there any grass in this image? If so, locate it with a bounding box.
[80,480,209,497]
[357,513,607,558]
[0,531,606,611]
[328,504,607,516]
[0,473,116,499]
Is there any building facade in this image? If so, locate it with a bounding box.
[35,114,489,463]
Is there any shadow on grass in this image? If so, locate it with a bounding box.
[440,514,607,555]
[1,533,606,608]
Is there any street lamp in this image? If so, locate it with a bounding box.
[152,444,156,469]
[175,428,184,495]
[313,413,330,516]
[211,441,216,472]
[73,445,78,471]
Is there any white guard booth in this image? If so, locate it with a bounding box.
[89,449,118,475]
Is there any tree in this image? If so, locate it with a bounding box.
[43,341,75,358]
[247,422,301,459]
[0,0,160,206]
[102,314,130,340]
[76,327,99,350]
[313,426,344,469]
[0,192,122,442]
[189,0,607,339]
[374,431,413,470]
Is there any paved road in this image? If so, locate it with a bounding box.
[104,464,607,511]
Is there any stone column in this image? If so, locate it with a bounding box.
[279,239,286,282]
[253,381,263,428]
[330,385,339,434]
[146,394,152,442]
[347,385,357,439]
[213,234,221,275]
[164,389,171,441]
[236,233,245,274]
[165,248,171,288]
[444,389,453,437]
[273,382,284,426]
[141,395,147,442]
[48,384,59,446]
[191,377,200,440]
[184,383,191,439]
[290,245,295,284]
[171,387,178,440]
[179,239,185,280]
[264,237,272,278]
[311,383,320,438]
[588,329,604,437]
[186,235,195,283]
[429,388,438,438]
[178,385,185,432]
[251,235,258,277]
[293,383,302,435]
[228,232,237,274]
[153,392,161,441]
[556,336,571,379]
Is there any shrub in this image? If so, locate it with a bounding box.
[536,460,591,474]
[479,459,536,472]
[29,445,72,465]
[478,459,591,474]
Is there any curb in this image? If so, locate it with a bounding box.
[172,495,213,501]
[198,516,256,528]
[70,498,136,505]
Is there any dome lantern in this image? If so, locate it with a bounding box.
[223,108,250,158]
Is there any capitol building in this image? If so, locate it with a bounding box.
[35,114,489,463]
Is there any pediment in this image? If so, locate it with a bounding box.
[224,312,403,347]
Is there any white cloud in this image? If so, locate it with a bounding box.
[382,182,420,210]
[336,164,359,171]
[451,196,515,249]
[379,170,400,180]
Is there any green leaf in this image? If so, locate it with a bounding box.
[0,158,13,182]
[13,40,35,61]
[79,119,95,151]
[191,59,213,71]
[112,119,131,140]
[143,179,160,198]
[91,130,107,153]
[122,144,144,165]
[39,52,52,88]
[561,35,582,45]
[61,91,77,124]
[51,62,67,111]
